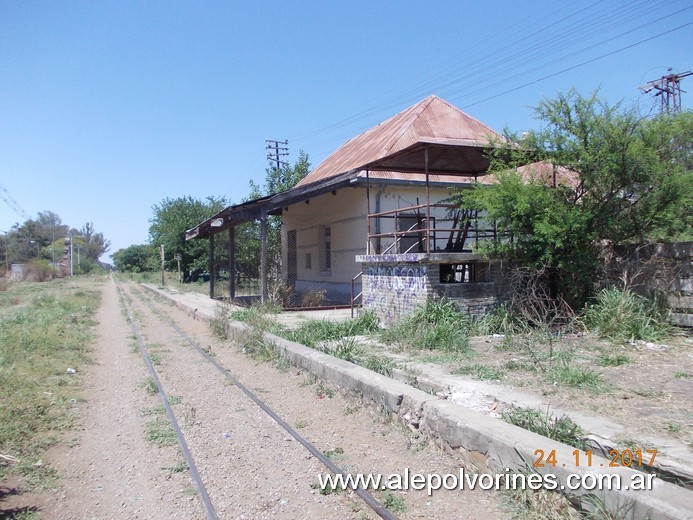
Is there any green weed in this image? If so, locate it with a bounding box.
[454,364,505,380]
[316,337,362,363]
[547,363,603,391]
[502,406,587,450]
[363,355,395,377]
[141,377,158,395]
[381,491,407,513]
[597,351,630,367]
[145,419,177,447]
[165,461,188,474]
[323,447,344,460]
[315,382,335,399]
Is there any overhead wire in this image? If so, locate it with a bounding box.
[288,0,690,158]
[288,0,657,143]
[453,5,693,105]
[457,22,693,109]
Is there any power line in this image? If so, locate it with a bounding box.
[457,21,692,109]
[0,185,29,220]
[289,0,690,151]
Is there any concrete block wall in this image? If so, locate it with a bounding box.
[427,262,509,316]
[360,255,509,324]
[361,263,434,324]
[611,241,692,327]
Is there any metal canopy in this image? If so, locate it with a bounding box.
[185,195,272,240]
[360,139,491,175]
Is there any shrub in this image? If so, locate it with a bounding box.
[301,289,326,307]
[584,287,672,342]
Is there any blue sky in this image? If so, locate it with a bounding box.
[1,0,691,261]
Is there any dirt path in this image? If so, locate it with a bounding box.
[37,277,509,519]
[45,276,203,519]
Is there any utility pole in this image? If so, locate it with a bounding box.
[265,139,289,185]
[174,253,182,283]
[641,68,692,114]
[69,233,74,276]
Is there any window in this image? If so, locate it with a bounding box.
[440,262,490,284]
[305,252,312,269]
[319,225,331,273]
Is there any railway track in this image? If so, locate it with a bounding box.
[116,280,397,519]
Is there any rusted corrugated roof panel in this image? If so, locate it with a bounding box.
[359,161,577,188]
[296,95,503,187]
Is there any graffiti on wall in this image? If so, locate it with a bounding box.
[363,265,428,323]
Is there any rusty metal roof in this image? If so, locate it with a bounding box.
[296,95,503,187]
[185,97,576,240]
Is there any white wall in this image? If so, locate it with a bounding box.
[280,182,462,297]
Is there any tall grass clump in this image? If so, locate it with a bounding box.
[380,298,471,352]
[229,305,284,335]
[284,311,379,348]
[584,287,672,342]
[468,303,530,336]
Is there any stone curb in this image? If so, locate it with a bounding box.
[141,284,693,519]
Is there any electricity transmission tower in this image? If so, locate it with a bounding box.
[640,68,692,114]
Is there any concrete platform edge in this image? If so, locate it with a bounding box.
[140,284,693,520]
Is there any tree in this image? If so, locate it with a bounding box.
[233,151,310,282]
[460,90,692,307]
[149,195,227,280]
[7,211,69,263]
[73,222,111,261]
[113,244,157,272]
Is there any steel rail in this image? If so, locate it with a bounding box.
[134,286,398,520]
[116,284,217,520]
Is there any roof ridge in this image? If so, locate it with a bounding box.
[381,95,437,155]
[435,95,502,139]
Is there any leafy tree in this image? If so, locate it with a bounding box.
[460,90,692,306]
[73,222,111,261]
[239,151,310,280]
[6,211,69,263]
[113,244,157,272]
[149,195,227,280]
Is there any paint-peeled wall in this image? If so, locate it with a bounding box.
[280,182,475,304]
[280,187,367,302]
[359,254,509,325]
[362,259,433,323]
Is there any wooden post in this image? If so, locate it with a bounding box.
[228,227,235,300]
[260,213,268,303]
[366,170,371,254]
[160,244,165,286]
[209,233,215,299]
[425,146,431,254]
